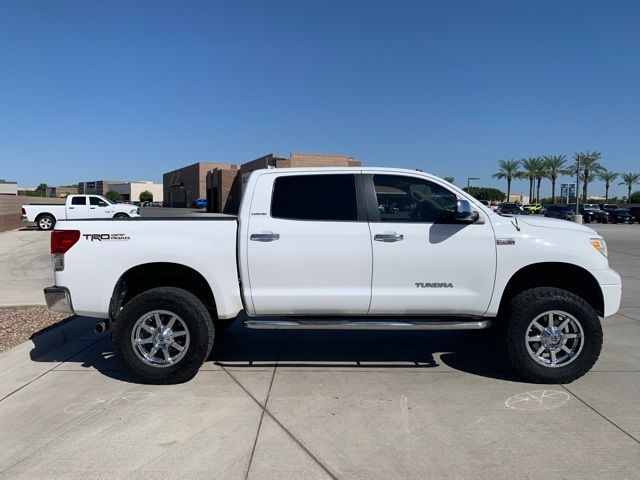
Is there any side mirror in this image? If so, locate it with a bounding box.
[455,199,479,223]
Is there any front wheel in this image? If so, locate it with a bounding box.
[504,287,602,384]
[112,287,215,384]
[114,213,129,219]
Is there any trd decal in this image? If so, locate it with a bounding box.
[415,282,454,288]
[83,233,130,241]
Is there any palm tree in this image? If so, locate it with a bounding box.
[519,157,543,203]
[597,169,619,202]
[619,173,640,203]
[533,160,548,203]
[492,159,520,202]
[543,155,568,203]
[572,151,602,203]
[443,176,455,184]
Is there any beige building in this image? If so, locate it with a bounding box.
[0,180,18,195]
[110,181,163,203]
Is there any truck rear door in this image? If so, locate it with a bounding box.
[245,172,372,315]
[66,196,89,219]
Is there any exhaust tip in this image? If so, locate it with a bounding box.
[94,322,106,334]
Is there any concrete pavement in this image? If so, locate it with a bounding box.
[0,224,638,479]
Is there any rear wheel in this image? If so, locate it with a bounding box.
[36,214,55,231]
[113,287,215,384]
[504,287,602,384]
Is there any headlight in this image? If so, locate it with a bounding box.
[590,238,608,257]
[130,208,137,215]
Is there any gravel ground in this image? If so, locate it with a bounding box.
[0,306,72,353]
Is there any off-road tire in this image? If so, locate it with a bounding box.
[504,287,602,384]
[113,287,215,384]
[36,214,56,231]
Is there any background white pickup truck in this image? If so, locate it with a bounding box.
[22,194,140,230]
[44,168,621,385]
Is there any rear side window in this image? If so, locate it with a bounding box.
[71,196,86,205]
[271,174,358,221]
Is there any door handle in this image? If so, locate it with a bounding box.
[69,207,75,209]
[90,207,96,209]
[250,233,280,242]
[374,232,404,242]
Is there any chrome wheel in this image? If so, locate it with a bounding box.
[131,310,190,368]
[39,217,53,230]
[525,310,584,368]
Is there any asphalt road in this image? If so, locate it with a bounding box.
[0,223,638,479]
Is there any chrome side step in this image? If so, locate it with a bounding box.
[243,319,491,331]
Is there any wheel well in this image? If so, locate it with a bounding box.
[499,262,604,317]
[35,212,53,221]
[111,263,217,319]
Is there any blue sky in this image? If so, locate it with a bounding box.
[1,0,639,198]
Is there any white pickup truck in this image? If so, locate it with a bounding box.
[22,194,140,231]
[43,167,621,385]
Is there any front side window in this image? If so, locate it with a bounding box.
[90,196,108,207]
[71,196,86,206]
[271,174,358,221]
[373,175,457,223]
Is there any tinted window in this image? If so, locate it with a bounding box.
[372,175,457,223]
[271,174,357,221]
[71,196,86,205]
[89,197,102,206]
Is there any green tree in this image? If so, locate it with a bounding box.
[462,187,505,202]
[34,183,47,197]
[105,190,123,203]
[619,173,640,204]
[492,159,520,201]
[139,190,153,202]
[572,151,602,203]
[629,191,640,203]
[519,157,543,203]
[543,155,568,204]
[597,169,619,202]
[443,176,455,184]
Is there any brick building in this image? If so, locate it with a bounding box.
[78,180,125,196]
[163,162,240,208]
[205,152,361,213]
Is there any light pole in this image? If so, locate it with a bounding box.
[467,177,480,198]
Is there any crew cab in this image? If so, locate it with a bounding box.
[43,168,621,385]
[22,194,140,230]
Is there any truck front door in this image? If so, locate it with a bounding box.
[246,172,372,315]
[66,196,89,219]
[88,196,111,218]
[366,173,497,316]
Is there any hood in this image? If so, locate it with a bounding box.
[518,215,597,234]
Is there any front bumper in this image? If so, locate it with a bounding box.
[44,286,75,314]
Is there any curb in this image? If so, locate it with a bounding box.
[0,315,105,361]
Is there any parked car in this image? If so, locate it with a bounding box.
[22,195,141,231]
[609,208,635,224]
[601,204,619,212]
[44,167,621,385]
[628,206,640,223]
[579,205,609,224]
[193,198,207,209]
[497,203,528,215]
[523,203,543,214]
[544,205,575,221]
